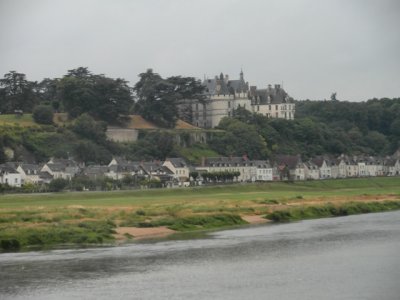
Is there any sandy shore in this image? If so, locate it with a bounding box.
[114,215,269,241]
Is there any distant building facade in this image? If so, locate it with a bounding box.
[185,70,295,128]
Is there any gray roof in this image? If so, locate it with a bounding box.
[203,72,249,96]
[84,165,110,176]
[201,156,257,167]
[273,155,302,170]
[165,158,188,168]
[19,163,40,172]
[251,84,293,104]
[0,164,19,174]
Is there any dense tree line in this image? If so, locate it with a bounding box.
[0,68,134,124]
[1,68,399,163]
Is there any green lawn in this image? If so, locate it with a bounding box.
[0,114,37,127]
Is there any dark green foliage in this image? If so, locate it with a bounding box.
[137,214,247,231]
[266,201,400,222]
[295,98,400,154]
[70,175,96,191]
[133,69,178,128]
[230,99,400,157]
[126,131,176,160]
[74,141,112,165]
[32,105,54,125]
[0,220,116,251]
[0,71,39,113]
[0,239,21,250]
[134,69,205,128]
[58,67,133,124]
[201,171,241,182]
[71,114,107,143]
[210,118,269,159]
[49,178,69,192]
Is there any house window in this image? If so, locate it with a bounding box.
[269,105,271,110]
[276,105,278,110]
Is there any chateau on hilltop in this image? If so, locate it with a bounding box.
[187,70,295,128]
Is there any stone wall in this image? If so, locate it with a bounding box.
[106,128,139,142]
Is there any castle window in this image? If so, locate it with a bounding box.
[228,101,231,108]
[257,105,260,111]
[269,105,271,110]
[275,105,278,110]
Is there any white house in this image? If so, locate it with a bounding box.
[305,161,320,180]
[16,163,41,184]
[254,160,273,181]
[196,156,258,182]
[163,158,190,184]
[0,164,22,187]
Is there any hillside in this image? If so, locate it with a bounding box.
[0,97,399,165]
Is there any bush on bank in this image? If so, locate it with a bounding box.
[265,201,400,222]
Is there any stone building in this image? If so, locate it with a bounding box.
[187,70,295,128]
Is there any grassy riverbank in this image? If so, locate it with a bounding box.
[1,177,400,251]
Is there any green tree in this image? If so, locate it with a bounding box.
[134,70,205,128]
[58,67,133,123]
[0,71,38,113]
[49,178,69,192]
[71,113,107,143]
[210,118,269,159]
[134,69,178,128]
[33,105,54,125]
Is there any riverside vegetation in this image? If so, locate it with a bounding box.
[1,177,400,251]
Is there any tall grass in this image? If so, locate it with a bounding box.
[266,201,400,222]
[0,220,116,251]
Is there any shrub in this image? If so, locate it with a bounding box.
[49,178,69,192]
[33,105,54,125]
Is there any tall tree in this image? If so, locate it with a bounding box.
[134,69,205,128]
[58,67,133,123]
[0,71,38,113]
[134,69,178,128]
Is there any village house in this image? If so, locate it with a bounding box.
[16,163,41,184]
[311,156,332,179]
[385,158,400,176]
[163,158,190,184]
[274,155,305,181]
[41,158,81,180]
[140,161,175,185]
[107,158,145,180]
[196,156,258,182]
[0,164,22,187]
[254,160,274,181]
[304,161,320,180]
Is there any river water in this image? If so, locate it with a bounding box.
[1,211,400,300]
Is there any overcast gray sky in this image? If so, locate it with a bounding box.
[0,0,399,101]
